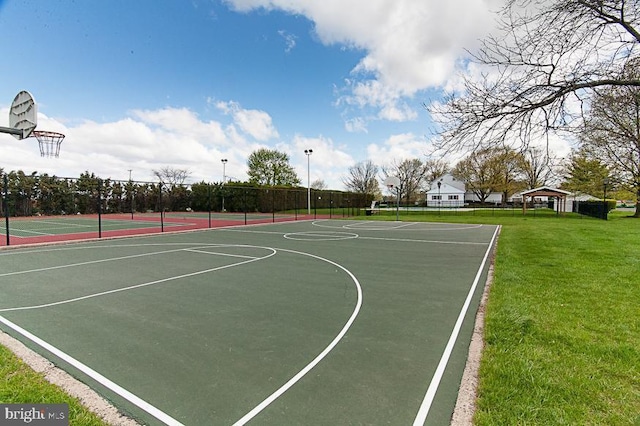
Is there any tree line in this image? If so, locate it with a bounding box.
[0,169,367,218]
[429,0,639,216]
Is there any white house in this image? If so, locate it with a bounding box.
[427,175,582,209]
[426,174,465,207]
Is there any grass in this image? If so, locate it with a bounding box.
[0,344,108,425]
[475,211,640,425]
[1,208,638,425]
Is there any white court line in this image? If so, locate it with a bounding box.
[5,229,56,236]
[311,220,484,232]
[0,315,184,426]
[412,225,500,425]
[220,226,486,246]
[30,220,93,228]
[232,247,363,426]
[0,247,191,278]
[183,248,259,260]
[0,248,275,312]
[220,228,287,236]
[358,235,488,245]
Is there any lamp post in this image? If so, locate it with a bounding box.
[437,180,442,215]
[603,177,609,220]
[304,149,313,215]
[128,169,133,219]
[221,159,228,212]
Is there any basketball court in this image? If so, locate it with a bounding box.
[0,219,499,425]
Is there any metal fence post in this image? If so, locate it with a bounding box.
[3,174,9,246]
[97,178,103,238]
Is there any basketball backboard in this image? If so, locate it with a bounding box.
[384,176,401,189]
[8,90,38,140]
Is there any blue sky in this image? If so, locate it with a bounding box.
[0,0,519,189]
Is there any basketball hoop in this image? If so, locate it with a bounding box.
[32,130,65,157]
[383,176,402,221]
[383,176,401,191]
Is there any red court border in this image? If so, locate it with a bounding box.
[1,213,328,247]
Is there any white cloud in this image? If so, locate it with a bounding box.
[367,132,432,168]
[344,117,368,133]
[223,0,503,127]
[278,29,297,52]
[0,105,351,189]
[289,134,353,190]
[131,107,227,144]
[215,100,279,141]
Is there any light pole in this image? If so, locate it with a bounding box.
[305,149,313,215]
[128,169,133,219]
[437,180,442,215]
[221,159,228,212]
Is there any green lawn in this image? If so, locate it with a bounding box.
[1,209,638,425]
[0,344,108,425]
[476,211,640,425]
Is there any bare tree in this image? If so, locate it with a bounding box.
[521,147,560,188]
[382,159,429,205]
[342,160,380,196]
[153,167,191,186]
[152,167,191,211]
[423,158,450,184]
[581,61,640,216]
[311,179,327,190]
[430,0,640,154]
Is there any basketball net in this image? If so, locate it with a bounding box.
[32,131,65,157]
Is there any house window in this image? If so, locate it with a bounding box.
[448,195,459,200]
[432,195,441,200]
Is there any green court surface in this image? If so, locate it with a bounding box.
[0,219,499,425]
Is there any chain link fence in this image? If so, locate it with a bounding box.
[1,173,372,246]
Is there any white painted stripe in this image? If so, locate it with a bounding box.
[0,249,275,312]
[0,315,184,426]
[359,236,488,245]
[232,248,363,426]
[0,247,193,277]
[182,248,259,259]
[412,225,500,425]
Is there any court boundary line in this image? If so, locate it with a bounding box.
[0,315,184,426]
[412,225,500,425]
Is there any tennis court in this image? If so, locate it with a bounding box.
[1,212,315,246]
[0,219,499,425]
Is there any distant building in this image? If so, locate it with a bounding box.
[426,174,465,207]
[427,174,589,211]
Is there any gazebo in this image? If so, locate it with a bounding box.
[520,186,572,214]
